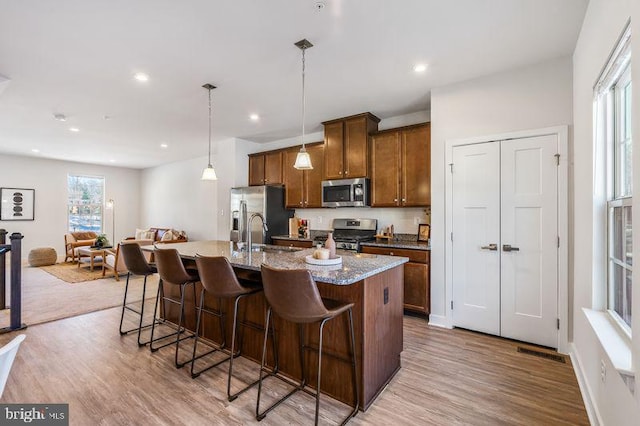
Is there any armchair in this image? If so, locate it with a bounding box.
[102,239,154,281]
[64,232,98,263]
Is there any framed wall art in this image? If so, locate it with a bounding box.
[0,188,35,221]
[418,223,430,242]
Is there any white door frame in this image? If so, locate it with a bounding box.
[445,125,569,353]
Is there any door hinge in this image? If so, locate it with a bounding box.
[557,318,560,330]
[557,236,560,248]
[451,300,454,310]
[449,163,454,173]
[450,232,453,242]
[554,153,560,166]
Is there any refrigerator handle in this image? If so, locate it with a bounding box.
[239,200,248,243]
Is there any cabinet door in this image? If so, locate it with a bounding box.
[404,262,430,314]
[304,144,324,208]
[370,131,401,206]
[264,151,283,184]
[283,148,304,208]
[344,116,368,178]
[323,121,344,180]
[401,124,431,206]
[248,155,265,186]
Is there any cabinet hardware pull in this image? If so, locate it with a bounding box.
[390,252,394,256]
[503,244,520,252]
[480,244,498,251]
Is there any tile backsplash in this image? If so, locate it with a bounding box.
[294,207,430,234]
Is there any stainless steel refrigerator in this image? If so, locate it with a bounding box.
[229,185,293,245]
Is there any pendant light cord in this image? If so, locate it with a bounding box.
[301,47,306,152]
[207,87,212,166]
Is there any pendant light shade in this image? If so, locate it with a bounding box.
[201,83,218,181]
[293,39,314,170]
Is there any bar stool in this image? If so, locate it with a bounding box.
[257,264,359,425]
[118,241,158,346]
[192,255,273,401]
[149,247,199,368]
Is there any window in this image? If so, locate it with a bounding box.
[596,25,632,330]
[67,175,104,233]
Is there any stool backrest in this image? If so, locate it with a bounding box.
[260,264,329,323]
[0,334,25,398]
[120,241,154,276]
[154,248,192,285]
[195,255,245,298]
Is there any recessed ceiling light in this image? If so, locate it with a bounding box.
[160,143,168,148]
[413,64,427,73]
[31,148,40,153]
[133,72,149,82]
[69,127,80,132]
[53,113,66,122]
[109,159,116,163]
[249,114,260,121]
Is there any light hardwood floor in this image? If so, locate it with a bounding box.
[0,307,588,425]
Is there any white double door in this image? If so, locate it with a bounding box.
[451,135,558,348]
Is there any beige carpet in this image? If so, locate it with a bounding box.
[40,261,107,283]
[0,265,159,327]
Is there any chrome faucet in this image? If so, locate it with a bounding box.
[247,212,268,252]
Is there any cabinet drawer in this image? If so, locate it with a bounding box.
[272,239,313,248]
[360,246,428,264]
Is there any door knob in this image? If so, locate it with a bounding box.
[503,244,520,252]
[481,244,498,251]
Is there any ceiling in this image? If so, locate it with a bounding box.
[0,0,588,169]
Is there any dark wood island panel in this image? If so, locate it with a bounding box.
[160,263,404,410]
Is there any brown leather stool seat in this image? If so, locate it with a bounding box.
[149,247,199,368]
[118,241,158,346]
[256,264,359,425]
[190,255,271,401]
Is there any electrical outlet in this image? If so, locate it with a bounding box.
[220,209,224,216]
[317,216,323,224]
[600,359,606,383]
[414,217,421,225]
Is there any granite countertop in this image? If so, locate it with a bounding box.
[150,240,408,285]
[360,240,431,251]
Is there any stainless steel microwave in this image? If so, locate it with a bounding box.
[321,178,370,208]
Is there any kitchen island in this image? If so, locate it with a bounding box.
[151,240,407,410]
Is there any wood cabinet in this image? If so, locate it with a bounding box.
[322,112,380,180]
[272,238,314,248]
[248,151,283,186]
[360,245,430,315]
[282,143,324,208]
[370,123,431,207]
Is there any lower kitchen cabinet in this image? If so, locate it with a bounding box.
[360,246,430,315]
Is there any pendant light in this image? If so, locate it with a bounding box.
[201,83,218,180]
[293,39,313,170]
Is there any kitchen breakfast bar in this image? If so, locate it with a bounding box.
[149,240,408,410]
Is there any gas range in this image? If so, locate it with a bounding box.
[314,218,377,251]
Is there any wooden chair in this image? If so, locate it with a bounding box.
[64,232,97,262]
[102,239,154,281]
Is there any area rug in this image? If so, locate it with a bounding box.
[0,265,159,327]
[40,261,106,283]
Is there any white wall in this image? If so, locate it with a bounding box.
[571,0,640,422]
[0,153,140,259]
[430,56,573,322]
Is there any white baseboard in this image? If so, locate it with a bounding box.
[569,342,602,426]
[427,314,449,328]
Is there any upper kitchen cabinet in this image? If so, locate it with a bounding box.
[248,151,283,186]
[283,142,324,208]
[322,112,380,180]
[370,123,431,207]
